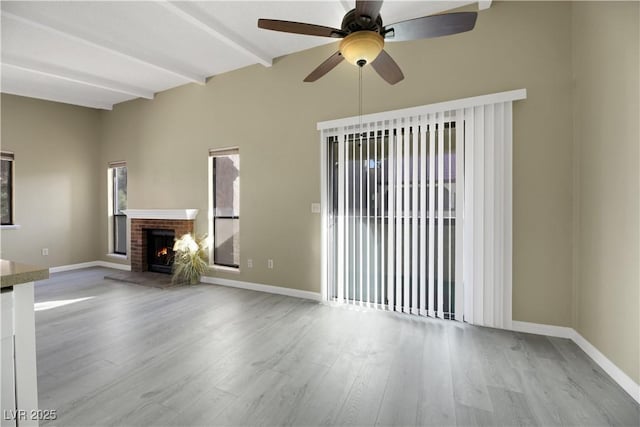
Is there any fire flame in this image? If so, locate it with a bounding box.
[157,247,168,257]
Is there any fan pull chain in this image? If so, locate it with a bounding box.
[359,65,363,143]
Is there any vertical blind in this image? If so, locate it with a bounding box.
[325,114,462,319]
[462,102,514,328]
[319,90,526,327]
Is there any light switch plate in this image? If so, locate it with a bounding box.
[311,203,321,214]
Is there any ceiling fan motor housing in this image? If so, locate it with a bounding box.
[341,9,384,33]
[339,9,385,67]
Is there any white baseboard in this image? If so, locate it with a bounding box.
[511,320,639,404]
[200,276,322,302]
[511,320,575,339]
[50,261,100,273]
[50,263,319,301]
[49,260,131,273]
[571,330,640,404]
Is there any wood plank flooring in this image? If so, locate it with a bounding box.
[34,268,639,426]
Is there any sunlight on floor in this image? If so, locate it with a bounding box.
[34,296,95,311]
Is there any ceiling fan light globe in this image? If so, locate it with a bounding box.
[339,31,384,67]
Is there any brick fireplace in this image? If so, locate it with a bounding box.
[123,209,198,273]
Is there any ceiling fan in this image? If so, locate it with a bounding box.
[257,0,477,85]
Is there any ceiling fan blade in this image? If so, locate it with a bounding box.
[371,49,404,85]
[304,51,345,82]
[355,0,383,19]
[258,19,344,38]
[384,12,477,42]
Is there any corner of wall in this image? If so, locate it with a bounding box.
[569,0,579,331]
[569,1,640,385]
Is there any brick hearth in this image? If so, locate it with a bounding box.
[130,218,194,272]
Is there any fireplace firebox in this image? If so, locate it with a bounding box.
[147,229,175,274]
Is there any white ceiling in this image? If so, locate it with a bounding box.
[1,1,483,110]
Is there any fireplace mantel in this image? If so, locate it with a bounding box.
[123,209,198,220]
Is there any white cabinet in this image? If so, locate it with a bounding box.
[0,260,47,427]
[1,290,16,427]
[0,283,40,427]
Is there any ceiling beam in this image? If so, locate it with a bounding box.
[2,55,155,99]
[478,0,493,11]
[160,1,272,67]
[1,11,206,84]
[0,87,113,110]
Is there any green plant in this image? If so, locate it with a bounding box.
[172,233,208,285]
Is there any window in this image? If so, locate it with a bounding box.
[1,152,14,225]
[209,148,240,268]
[109,162,127,255]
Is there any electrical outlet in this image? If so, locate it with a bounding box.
[247,259,253,268]
[42,248,49,256]
[267,259,274,269]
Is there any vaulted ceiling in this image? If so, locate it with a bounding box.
[1,1,486,110]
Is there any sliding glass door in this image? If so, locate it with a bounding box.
[320,91,522,327]
[326,119,461,319]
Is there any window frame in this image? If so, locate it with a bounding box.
[1,152,15,226]
[209,148,240,270]
[109,162,127,256]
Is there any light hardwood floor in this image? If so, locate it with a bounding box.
[35,268,638,426]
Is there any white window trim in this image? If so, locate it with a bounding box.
[0,225,21,230]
